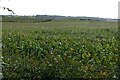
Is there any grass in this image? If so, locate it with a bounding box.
[2,19,119,79]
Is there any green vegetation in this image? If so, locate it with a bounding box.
[2,17,118,79]
[2,15,55,23]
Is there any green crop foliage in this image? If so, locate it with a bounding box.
[2,19,119,79]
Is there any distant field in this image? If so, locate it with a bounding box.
[2,18,119,79]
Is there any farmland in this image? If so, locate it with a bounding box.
[2,16,119,79]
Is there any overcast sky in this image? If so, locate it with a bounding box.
[0,0,119,19]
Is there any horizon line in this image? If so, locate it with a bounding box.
[1,14,118,19]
